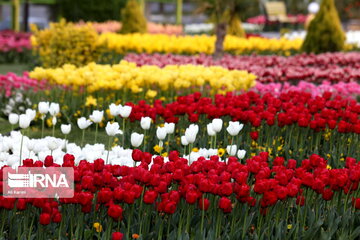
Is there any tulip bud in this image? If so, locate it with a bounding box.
[8,113,19,125]
[211,118,223,133]
[52,117,57,126]
[164,122,175,134]
[237,149,246,159]
[89,110,104,123]
[25,109,36,121]
[38,102,49,115]
[156,127,167,140]
[49,103,60,116]
[185,127,196,144]
[181,136,189,146]
[119,105,132,118]
[19,114,31,129]
[207,123,216,136]
[61,124,71,135]
[131,132,144,147]
[226,145,237,156]
[109,103,120,117]
[140,117,151,130]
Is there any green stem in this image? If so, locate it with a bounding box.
[143,130,147,152]
[81,129,85,147]
[122,118,125,147]
[19,133,24,165]
[127,204,134,238]
[94,123,98,144]
[200,195,205,236]
[41,117,44,138]
[106,136,113,164]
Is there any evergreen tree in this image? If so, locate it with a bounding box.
[120,0,147,34]
[301,0,345,53]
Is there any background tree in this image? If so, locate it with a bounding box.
[120,0,147,34]
[301,0,345,53]
[197,0,244,58]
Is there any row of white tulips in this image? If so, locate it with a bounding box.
[0,131,246,169]
[4,102,247,166]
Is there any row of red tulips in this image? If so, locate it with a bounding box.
[123,91,360,134]
[1,152,360,239]
[124,52,360,83]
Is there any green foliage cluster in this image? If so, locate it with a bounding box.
[120,0,147,34]
[31,20,105,68]
[301,0,345,54]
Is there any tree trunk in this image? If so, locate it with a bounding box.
[12,0,20,32]
[176,0,183,25]
[214,22,226,59]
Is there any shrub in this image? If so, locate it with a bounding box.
[31,20,105,68]
[227,15,246,38]
[301,0,345,53]
[120,0,147,34]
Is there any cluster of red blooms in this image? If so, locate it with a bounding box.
[124,52,360,83]
[1,151,360,229]
[126,91,360,133]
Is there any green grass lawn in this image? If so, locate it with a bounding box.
[0,64,31,75]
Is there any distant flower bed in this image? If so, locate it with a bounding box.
[0,30,32,63]
[76,20,183,35]
[246,14,307,25]
[124,52,360,83]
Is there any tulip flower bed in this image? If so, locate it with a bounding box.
[124,52,360,83]
[2,90,360,168]
[29,61,256,95]
[0,72,46,97]
[76,21,183,35]
[2,152,360,239]
[98,33,303,55]
[0,30,32,63]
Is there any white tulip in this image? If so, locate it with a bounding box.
[226,145,237,156]
[207,123,216,136]
[61,124,71,135]
[25,109,36,121]
[211,118,223,133]
[237,149,246,159]
[48,139,59,151]
[185,125,198,144]
[77,117,92,130]
[140,117,151,130]
[156,127,167,140]
[52,117,57,126]
[49,103,60,116]
[131,132,144,147]
[105,122,123,136]
[38,101,49,114]
[8,113,19,125]
[189,124,199,135]
[181,136,189,146]
[109,103,121,117]
[19,114,31,129]
[89,110,104,123]
[27,139,35,152]
[164,122,175,134]
[226,121,244,136]
[119,105,132,118]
